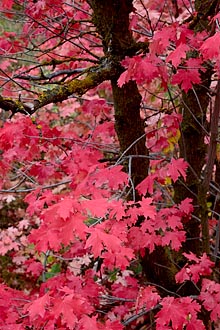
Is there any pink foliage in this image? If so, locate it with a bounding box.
[0,0,219,329]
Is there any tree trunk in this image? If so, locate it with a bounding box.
[174,68,212,255]
[174,0,218,257]
[89,0,149,195]
[88,0,181,294]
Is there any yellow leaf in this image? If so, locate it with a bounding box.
[165,177,172,185]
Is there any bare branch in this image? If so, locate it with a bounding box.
[13,68,86,82]
[0,59,118,114]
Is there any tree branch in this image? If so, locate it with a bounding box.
[0,59,119,115]
[13,68,86,82]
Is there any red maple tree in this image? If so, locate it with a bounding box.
[0,0,220,329]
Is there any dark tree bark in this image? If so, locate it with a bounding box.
[174,68,212,255]
[89,0,149,193]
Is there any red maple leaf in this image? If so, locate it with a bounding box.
[85,228,122,257]
[42,197,75,220]
[78,315,100,330]
[91,165,128,190]
[178,198,194,215]
[1,0,14,10]
[200,32,220,60]
[81,198,111,217]
[102,247,134,269]
[156,297,204,329]
[175,253,214,284]
[29,225,60,252]
[167,158,188,182]
[162,230,185,251]
[166,43,190,68]
[136,173,157,195]
[199,279,220,322]
[172,67,201,92]
[128,227,159,253]
[26,259,44,277]
[118,55,160,87]
[26,292,50,320]
[139,197,156,219]
[66,296,92,326]
[151,25,177,54]
[60,212,87,243]
[183,252,199,262]
[135,286,160,312]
